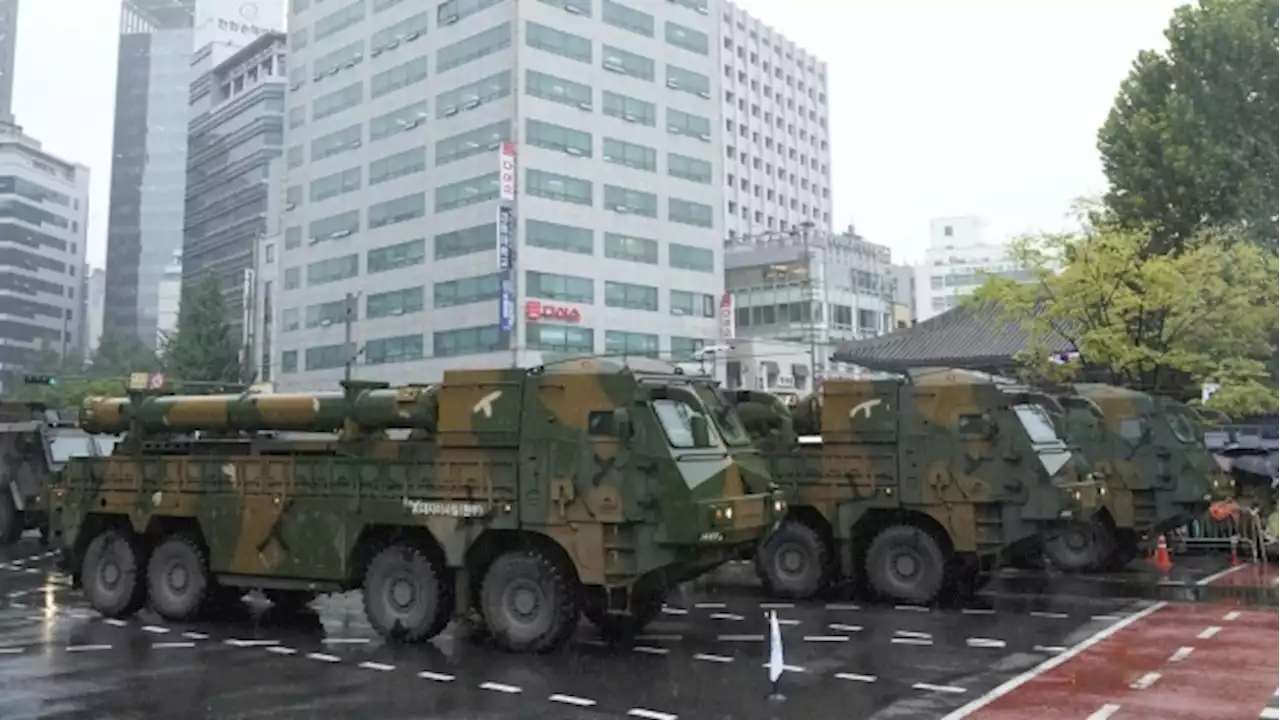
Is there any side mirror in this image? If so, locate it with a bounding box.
[690,414,711,448]
[613,407,632,440]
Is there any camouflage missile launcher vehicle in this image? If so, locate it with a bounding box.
[47,359,786,653]
[728,370,1097,605]
[0,402,114,546]
[1037,385,1227,572]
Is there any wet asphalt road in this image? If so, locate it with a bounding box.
[0,535,1274,720]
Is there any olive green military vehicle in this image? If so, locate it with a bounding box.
[0,402,114,546]
[47,359,786,653]
[1038,385,1227,572]
[728,370,1098,605]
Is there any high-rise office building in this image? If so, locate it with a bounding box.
[184,31,287,343]
[0,0,19,124]
[914,216,1033,322]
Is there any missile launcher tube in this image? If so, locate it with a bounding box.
[79,386,440,436]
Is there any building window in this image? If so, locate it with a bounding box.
[605,331,658,358]
[370,101,427,141]
[669,0,708,12]
[436,0,501,25]
[602,45,654,81]
[366,286,424,318]
[602,0,654,37]
[280,350,298,373]
[605,281,659,311]
[436,121,510,165]
[309,209,361,243]
[435,173,500,212]
[368,193,426,229]
[281,308,300,331]
[527,219,593,255]
[305,299,349,329]
[435,223,496,259]
[669,242,714,271]
[314,0,365,41]
[666,65,710,98]
[527,323,593,353]
[666,108,710,141]
[437,22,511,74]
[603,185,657,217]
[311,124,362,161]
[371,11,428,50]
[369,146,427,184]
[527,271,593,304]
[670,336,707,359]
[538,0,592,16]
[525,169,592,206]
[306,254,360,286]
[371,55,428,99]
[670,290,715,317]
[284,267,301,289]
[526,119,592,157]
[602,137,656,172]
[525,22,592,63]
[286,145,305,168]
[434,273,502,307]
[288,106,306,129]
[668,199,714,228]
[604,233,657,264]
[310,167,362,202]
[373,0,407,12]
[314,40,364,76]
[434,325,507,357]
[526,70,592,110]
[664,21,709,55]
[368,238,426,273]
[365,334,424,365]
[602,91,656,126]
[436,71,511,118]
[312,81,364,122]
[667,153,712,184]
[305,343,350,371]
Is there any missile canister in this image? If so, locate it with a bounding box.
[79,385,439,436]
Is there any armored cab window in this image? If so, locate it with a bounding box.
[1119,418,1146,444]
[653,399,717,448]
[587,411,616,437]
[957,413,988,436]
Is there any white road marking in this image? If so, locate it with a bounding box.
[634,634,682,642]
[759,602,794,609]
[892,637,933,646]
[0,647,25,654]
[895,630,932,639]
[1086,703,1122,720]
[694,602,726,609]
[65,644,112,652]
[479,681,521,693]
[709,612,744,621]
[1196,626,1221,639]
[895,605,929,612]
[1033,645,1067,653]
[660,607,688,616]
[717,634,763,642]
[181,632,209,640]
[966,638,1007,649]
[576,638,608,648]
[1029,611,1068,619]
[829,623,863,632]
[306,653,341,663]
[961,608,995,615]
[632,646,669,655]
[359,661,395,671]
[321,637,370,645]
[102,619,128,627]
[1167,646,1194,663]
[140,625,169,634]
[11,602,25,609]
[418,670,455,682]
[23,567,37,574]
[835,673,877,683]
[1091,615,1121,622]
[759,662,805,673]
[266,646,297,655]
[1195,564,1248,586]
[627,709,677,720]
[225,639,279,648]
[803,635,849,642]
[914,682,966,694]
[693,653,734,663]
[1157,579,1187,586]
[549,694,596,707]
[1222,611,1241,621]
[776,618,800,626]
[151,642,196,649]
[1129,671,1161,690]
[1260,709,1280,720]
[825,603,860,611]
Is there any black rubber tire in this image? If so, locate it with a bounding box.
[362,543,451,643]
[584,595,662,640]
[1045,521,1108,573]
[480,548,579,654]
[1104,529,1140,571]
[0,491,21,546]
[146,535,213,621]
[81,528,147,618]
[756,521,829,599]
[265,589,315,614]
[865,525,947,605]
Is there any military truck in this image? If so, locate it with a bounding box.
[1038,385,1226,572]
[46,360,786,653]
[0,402,114,546]
[729,369,1097,605]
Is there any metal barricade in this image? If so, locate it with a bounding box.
[1182,504,1272,562]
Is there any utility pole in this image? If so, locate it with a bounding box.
[343,290,360,383]
[799,221,818,385]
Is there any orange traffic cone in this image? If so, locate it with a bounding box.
[1151,533,1173,572]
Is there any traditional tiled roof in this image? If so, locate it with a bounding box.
[832,301,1073,372]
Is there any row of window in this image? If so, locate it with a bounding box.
[278,326,710,372]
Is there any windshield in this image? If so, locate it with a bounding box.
[652,399,721,449]
[692,384,753,447]
[1012,404,1062,445]
[49,434,97,463]
[1166,409,1199,444]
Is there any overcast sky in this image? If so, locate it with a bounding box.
[12,0,1186,269]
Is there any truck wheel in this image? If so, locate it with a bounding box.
[865,525,946,605]
[1045,521,1107,573]
[757,521,829,599]
[363,543,450,643]
[480,547,579,653]
[0,492,20,545]
[584,595,662,640]
[82,528,147,618]
[147,535,213,621]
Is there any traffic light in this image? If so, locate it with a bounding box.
[23,374,56,386]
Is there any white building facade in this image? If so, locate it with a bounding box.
[271,0,825,390]
[914,215,1032,322]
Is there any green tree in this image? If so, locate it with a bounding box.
[1097,0,1279,254]
[164,276,240,384]
[88,331,161,379]
[9,348,125,410]
[970,214,1279,416]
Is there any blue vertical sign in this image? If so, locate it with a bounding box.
[497,205,514,271]
[498,278,515,332]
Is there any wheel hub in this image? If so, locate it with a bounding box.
[778,545,807,577]
[167,562,189,593]
[100,559,121,590]
[388,576,416,611]
[1065,529,1089,551]
[504,579,543,624]
[891,550,920,581]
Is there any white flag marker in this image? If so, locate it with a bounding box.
[767,609,786,700]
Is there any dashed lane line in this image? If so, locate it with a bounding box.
[266,646,298,656]
[913,682,967,694]
[1260,710,1279,720]
[549,694,597,707]
[1086,703,1122,720]
[775,617,800,626]
[717,634,763,642]
[1168,646,1194,663]
[693,653,734,664]
[479,681,522,694]
[895,605,929,613]
[0,647,25,654]
[65,644,113,652]
[182,632,209,640]
[891,637,933,646]
[660,607,688,616]
[759,662,806,673]
[825,603,860,611]
[894,630,932,639]
[102,619,128,627]
[1029,611,1068,619]
[1033,645,1066,653]
[224,639,280,648]
[1129,671,1161,690]
[417,670,455,682]
[1091,615,1121,622]
[627,709,678,720]
[802,635,849,642]
[632,646,669,655]
[306,652,341,663]
[1223,611,1242,621]
[759,602,794,609]
[358,661,395,672]
[1195,563,1249,586]
[151,642,196,649]
[693,602,726,609]
[320,637,370,645]
[966,638,1007,649]
[140,625,170,634]
[961,608,995,615]
[835,673,877,683]
[1196,626,1222,640]
[829,623,863,632]
[708,612,744,621]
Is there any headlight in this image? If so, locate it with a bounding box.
[714,506,734,521]
[1073,490,1082,501]
[773,500,786,514]
[1099,487,1107,496]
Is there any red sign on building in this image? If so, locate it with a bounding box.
[525,300,581,323]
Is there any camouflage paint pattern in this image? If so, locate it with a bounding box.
[732,370,1096,578]
[48,358,784,606]
[1072,384,1224,534]
[0,402,103,543]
